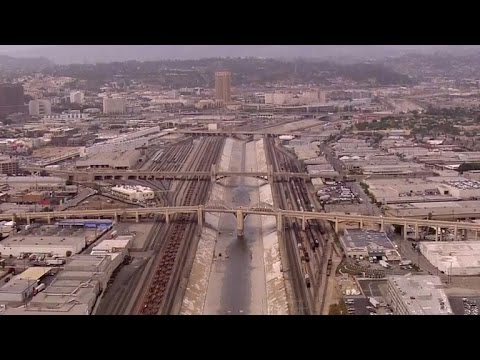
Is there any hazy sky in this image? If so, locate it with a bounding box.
[0,45,52,53]
[0,45,478,64]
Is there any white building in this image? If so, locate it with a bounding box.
[70,91,84,104]
[28,99,51,116]
[420,241,480,276]
[111,185,154,202]
[42,113,91,121]
[103,97,126,114]
[386,275,453,315]
[0,277,36,304]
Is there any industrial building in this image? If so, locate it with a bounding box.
[28,99,51,116]
[111,185,155,202]
[340,229,401,261]
[56,219,113,230]
[386,275,453,315]
[0,277,36,305]
[385,200,480,218]
[0,250,128,314]
[420,241,480,276]
[0,225,102,257]
[76,149,142,170]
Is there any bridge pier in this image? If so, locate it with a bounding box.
[334,218,339,234]
[403,222,408,241]
[135,211,139,223]
[211,164,216,183]
[359,219,363,229]
[380,219,384,232]
[26,215,31,225]
[475,231,478,241]
[454,225,458,241]
[302,215,306,231]
[47,214,51,224]
[165,210,170,224]
[435,227,439,241]
[236,209,244,238]
[114,212,118,223]
[276,214,283,233]
[197,206,204,228]
[415,223,419,240]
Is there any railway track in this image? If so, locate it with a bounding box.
[134,137,225,315]
[265,137,333,315]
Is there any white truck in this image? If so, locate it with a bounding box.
[379,260,390,269]
[399,259,413,267]
[45,259,65,266]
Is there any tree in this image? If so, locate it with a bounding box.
[66,251,72,257]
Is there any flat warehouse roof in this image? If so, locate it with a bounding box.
[17,267,53,281]
[342,229,395,250]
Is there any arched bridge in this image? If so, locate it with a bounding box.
[3,205,480,241]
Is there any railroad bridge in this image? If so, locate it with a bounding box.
[3,205,480,241]
[27,165,338,183]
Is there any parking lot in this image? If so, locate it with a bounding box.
[344,297,371,315]
[358,279,387,298]
[448,296,480,315]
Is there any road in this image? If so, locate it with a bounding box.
[347,182,382,216]
[391,234,447,281]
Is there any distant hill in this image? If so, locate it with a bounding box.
[0,54,53,72]
[7,45,480,65]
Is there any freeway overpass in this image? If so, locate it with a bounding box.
[2,205,478,240]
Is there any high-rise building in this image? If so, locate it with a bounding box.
[70,91,84,104]
[215,71,232,103]
[0,84,26,116]
[29,99,52,116]
[0,155,19,175]
[103,97,126,114]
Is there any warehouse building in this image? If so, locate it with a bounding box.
[111,185,154,202]
[1,252,123,315]
[76,149,142,170]
[2,278,100,315]
[340,229,401,261]
[420,241,480,276]
[56,219,113,230]
[386,275,453,315]
[0,225,102,257]
[0,277,36,305]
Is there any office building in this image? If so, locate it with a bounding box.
[103,97,126,114]
[28,99,51,116]
[0,155,19,175]
[215,71,232,103]
[0,84,26,115]
[70,91,84,104]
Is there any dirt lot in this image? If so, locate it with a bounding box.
[69,195,140,211]
[31,146,81,159]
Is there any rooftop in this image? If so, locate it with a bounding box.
[420,241,480,276]
[0,278,34,294]
[388,275,453,315]
[340,229,400,259]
